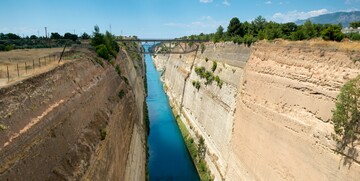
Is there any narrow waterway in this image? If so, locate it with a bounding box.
[145,53,200,181]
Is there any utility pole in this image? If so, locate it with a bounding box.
[110,24,112,34]
[45,27,47,38]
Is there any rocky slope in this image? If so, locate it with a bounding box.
[0,46,146,180]
[153,40,360,181]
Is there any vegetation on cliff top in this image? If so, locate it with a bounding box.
[91,25,119,60]
[332,75,360,154]
[182,16,358,46]
[0,31,83,51]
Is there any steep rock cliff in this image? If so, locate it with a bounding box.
[0,46,146,180]
[153,40,360,181]
[228,41,360,181]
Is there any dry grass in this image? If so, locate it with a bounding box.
[0,48,69,65]
[0,48,73,88]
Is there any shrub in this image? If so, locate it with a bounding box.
[198,137,206,161]
[0,124,7,130]
[94,58,104,67]
[232,36,243,44]
[201,44,206,53]
[122,76,129,85]
[192,80,201,90]
[211,61,217,72]
[91,25,119,60]
[118,90,125,99]
[195,66,206,78]
[205,57,209,62]
[204,71,214,85]
[347,33,360,41]
[110,60,115,66]
[332,75,360,150]
[96,44,110,60]
[215,75,223,88]
[188,42,194,47]
[243,34,257,46]
[115,65,121,76]
[321,25,344,42]
[5,44,14,51]
[99,128,107,140]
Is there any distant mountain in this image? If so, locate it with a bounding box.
[295,11,360,27]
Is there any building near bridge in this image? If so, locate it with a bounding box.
[342,27,360,34]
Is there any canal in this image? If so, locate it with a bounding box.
[145,52,200,181]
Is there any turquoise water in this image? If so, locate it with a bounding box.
[145,53,200,181]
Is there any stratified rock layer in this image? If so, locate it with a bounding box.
[0,46,146,181]
[154,40,360,181]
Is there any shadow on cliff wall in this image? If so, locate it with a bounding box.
[337,139,360,169]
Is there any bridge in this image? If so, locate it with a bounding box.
[116,39,209,54]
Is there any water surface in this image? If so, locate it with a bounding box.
[145,53,199,181]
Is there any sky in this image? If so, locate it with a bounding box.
[0,0,359,38]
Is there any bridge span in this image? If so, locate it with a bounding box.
[116,39,209,54]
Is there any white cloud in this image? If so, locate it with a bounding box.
[345,0,360,4]
[164,16,227,35]
[223,0,231,6]
[200,0,213,3]
[265,1,272,5]
[272,9,329,23]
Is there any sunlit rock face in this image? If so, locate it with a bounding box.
[153,40,360,181]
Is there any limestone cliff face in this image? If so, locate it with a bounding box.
[154,42,251,179]
[153,40,360,181]
[0,46,146,180]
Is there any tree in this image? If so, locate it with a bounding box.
[302,20,316,39]
[104,31,119,57]
[227,17,244,37]
[321,25,344,42]
[243,34,256,46]
[243,21,253,36]
[91,25,105,46]
[313,24,326,37]
[332,75,360,151]
[350,21,360,29]
[50,32,62,39]
[96,44,110,60]
[291,27,306,41]
[263,21,282,40]
[281,22,298,38]
[64,33,78,41]
[81,32,91,39]
[30,35,38,39]
[91,25,119,60]
[253,16,267,35]
[6,33,21,40]
[212,25,224,43]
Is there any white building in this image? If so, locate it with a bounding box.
[342,27,360,34]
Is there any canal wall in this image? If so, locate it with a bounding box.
[0,45,147,180]
[153,40,360,181]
